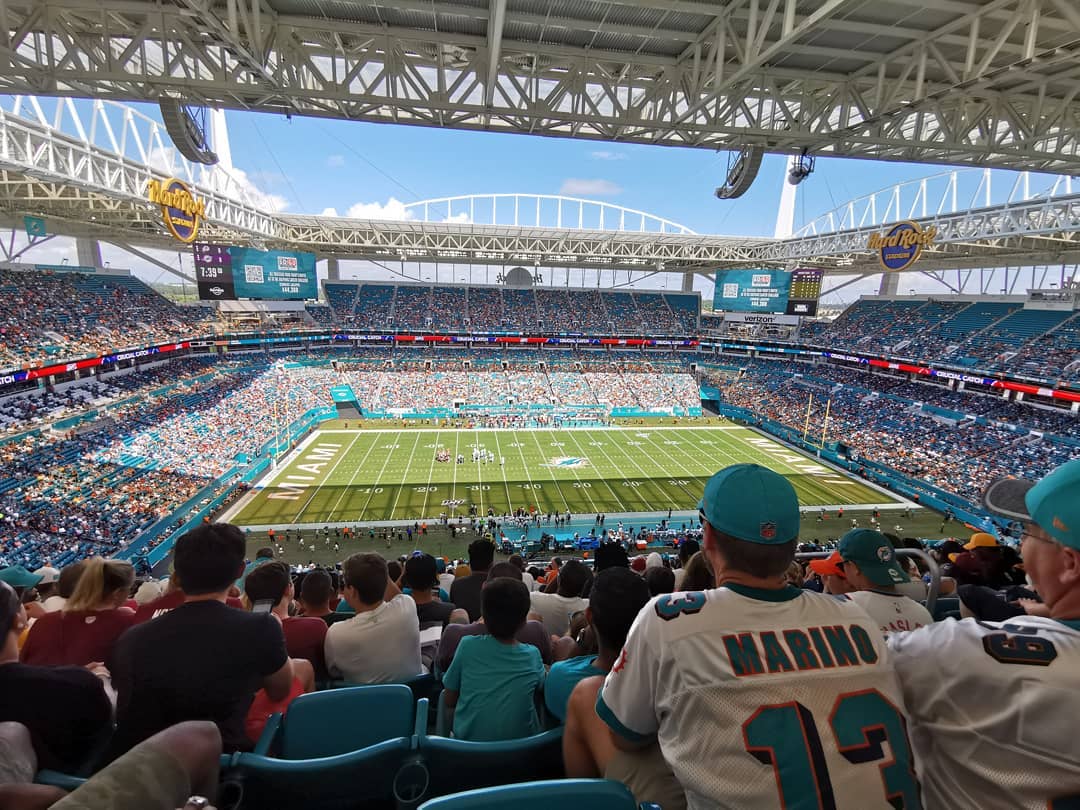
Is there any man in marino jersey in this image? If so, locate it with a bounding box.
[596,463,921,810]
[888,458,1080,809]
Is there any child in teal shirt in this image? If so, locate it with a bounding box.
[442,577,545,741]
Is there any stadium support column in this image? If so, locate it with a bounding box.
[327,258,341,281]
[76,237,102,270]
[878,271,900,297]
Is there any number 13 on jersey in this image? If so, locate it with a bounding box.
[743,689,921,809]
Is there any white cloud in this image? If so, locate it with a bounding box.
[559,178,623,196]
[442,211,471,224]
[320,207,340,217]
[590,150,627,161]
[345,197,415,221]
[224,166,290,213]
[326,154,345,168]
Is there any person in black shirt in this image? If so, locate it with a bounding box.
[0,580,112,773]
[404,554,466,629]
[449,540,494,622]
[107,523,293,760]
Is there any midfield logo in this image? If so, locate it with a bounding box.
[547,457,589,469]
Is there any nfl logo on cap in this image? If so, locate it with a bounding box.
[760,522,777,541]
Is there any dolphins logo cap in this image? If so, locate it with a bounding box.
[697,463,800,545]
[839,528,910,586]
[983,457,1080,550]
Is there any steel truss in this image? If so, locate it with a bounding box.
[0,93,1077,274]
[2,0,1080,172]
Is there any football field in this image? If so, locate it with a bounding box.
[230,425,899,526]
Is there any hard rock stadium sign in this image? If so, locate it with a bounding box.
[867,220,938,272]
[147,178,205,243]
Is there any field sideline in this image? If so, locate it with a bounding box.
[228,425,902,526]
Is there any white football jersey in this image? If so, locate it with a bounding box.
[846,590,933,635]
[597,584,921,810]
[888,616,1080,810]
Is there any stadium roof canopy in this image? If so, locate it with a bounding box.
[3,0,1080,172]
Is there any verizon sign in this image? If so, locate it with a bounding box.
[724,313,801,326]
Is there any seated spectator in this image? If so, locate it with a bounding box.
[945,532,1019,590]
[889,457,1080,808]
[547,567,650,723]
[435,562,553,674]
[679,550,714,590]
[808,551,853,595]
[133,573,244,623]
[529,558,590,636]
[297,569,351,627]
[596,464,916,808]
[31,568,59,611]
[238,547,276,588]
[107,523,293,759]
[403,553,467,629]
[508,554,535,591]
[243,561,328,682]
[672,540,699,590]
[442,577,544,741]
[836,529,932,634]
[643,566,675,596]
[324,553,422,683]
[0,568,46,621]
[42,563,84,614]
[0,581,113,773]
[450,540,494,622]
[20,557,136,667]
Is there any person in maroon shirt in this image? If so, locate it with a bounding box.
[21,557,137,667]
[244,562,328,681]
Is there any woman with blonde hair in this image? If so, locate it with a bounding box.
[20,557,136,666]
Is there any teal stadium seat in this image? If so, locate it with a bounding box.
[417,779,661,810]
[256,684,416,758]
[406,698,565,805]
[223,685,420,809]
[930,596,962,622]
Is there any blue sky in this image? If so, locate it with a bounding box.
[223,109,989,237]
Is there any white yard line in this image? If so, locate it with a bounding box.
[420,430,442,518]
[491,431,520,514]
[292,432,364,523]
[374,431,419,520]
[563,430,630,512]
[523,430,575,514]
[320,431,391,523]
[633,429,708,503]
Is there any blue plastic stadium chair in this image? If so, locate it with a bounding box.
[255,684,416,759]
[406,700,565,805]
[417,779,660,810]
[225,738,416,810]
[325,673,439,704]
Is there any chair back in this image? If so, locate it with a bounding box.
[415,727,565,802]
[417,779,641,810]
[281,684,414,759]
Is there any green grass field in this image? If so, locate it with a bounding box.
[229,424,901,526]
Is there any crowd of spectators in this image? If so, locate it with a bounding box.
[801,297,1080,385]
[0,270,215,367]
[319,282,700,336]
[719,359,1079,503]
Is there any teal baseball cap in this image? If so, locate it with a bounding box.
[0,565,43,590]
[983,457,1080,549]
[697,463,800,545]
[839,529,910,587]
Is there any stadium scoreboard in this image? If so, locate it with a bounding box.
[786,268,823,316]
[712,268,822,316]
[194,243,318,301]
